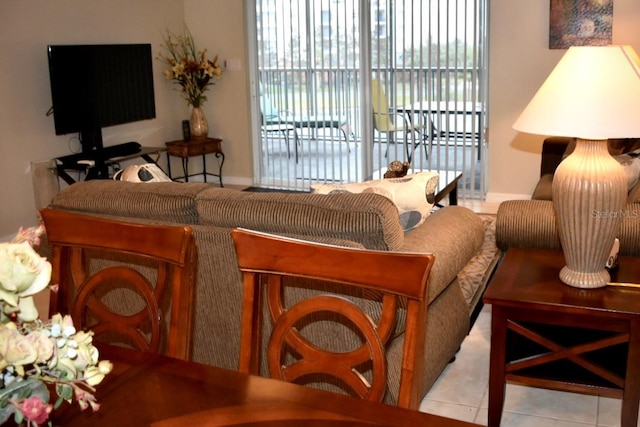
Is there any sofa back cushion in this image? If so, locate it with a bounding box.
[50,180,210,224]
[195,187,405,251]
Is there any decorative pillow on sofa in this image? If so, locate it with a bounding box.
[614,149,640,192]
[311,171,439,232]
[113,164,172,183]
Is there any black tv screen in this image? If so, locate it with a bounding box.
[47,43,156,153]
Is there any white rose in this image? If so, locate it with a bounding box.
[25,330,55,364]
[17,296,39,323]
[0,242,51,309]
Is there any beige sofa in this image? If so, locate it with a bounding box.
[46,180,499,404]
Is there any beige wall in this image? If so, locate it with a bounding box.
[3,0,640,237]
[0,0,185,238]
[184,0,254,182]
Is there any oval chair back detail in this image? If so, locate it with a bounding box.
[40,208,198,361]
[230,228,435,410]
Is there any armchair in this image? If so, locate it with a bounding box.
[496,137,640,256]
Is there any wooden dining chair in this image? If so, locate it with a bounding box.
[40,208,198,361]
[230,228,435,410]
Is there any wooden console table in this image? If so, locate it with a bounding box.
[55,146,166,185]
[484,248,640,427]
[165,138,224,187]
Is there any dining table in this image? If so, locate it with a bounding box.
[50,344,482,427]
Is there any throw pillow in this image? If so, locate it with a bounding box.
[113,163,172,183]
[311,171,439,232]
[614,149,640,191]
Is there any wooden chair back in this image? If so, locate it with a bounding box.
[40,208,197,361]
[230,228,435,409]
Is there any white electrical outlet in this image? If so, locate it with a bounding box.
[226,58,241,71]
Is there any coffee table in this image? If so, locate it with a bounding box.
[483,248,640,427]
[434,170,463,206]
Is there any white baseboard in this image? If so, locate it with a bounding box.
[458,192,532,215]
[221,176,254,187]
[172,175,253,188]
[485,192,531,203]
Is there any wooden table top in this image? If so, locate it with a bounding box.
[51,344,480,427]
[484,248,640,318]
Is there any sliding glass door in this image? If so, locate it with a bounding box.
[247,0,488,199]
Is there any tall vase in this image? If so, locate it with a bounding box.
[189,106,209,141]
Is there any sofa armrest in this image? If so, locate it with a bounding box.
[401,206,484,304]
[496,200,561,251]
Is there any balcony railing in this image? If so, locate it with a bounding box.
[257,66,485,198]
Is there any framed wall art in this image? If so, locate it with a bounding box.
[549,0,613,49]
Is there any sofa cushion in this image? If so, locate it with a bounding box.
[310,171,439,232]
[50,180,210,224]
[532,173,554,200]
[195,187,405,251]
[534,144,640,202]
[562,138,640,159]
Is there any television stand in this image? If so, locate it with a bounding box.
[55,145,167,185]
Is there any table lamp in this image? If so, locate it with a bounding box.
[513,45,640,288]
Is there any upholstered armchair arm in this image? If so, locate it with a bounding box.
[497,199,640,256]
[495,200,561,251]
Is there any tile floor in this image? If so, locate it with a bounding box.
[419,305,638,427]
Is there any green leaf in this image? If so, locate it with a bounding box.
[56,383,73,400]
[54,394,64,410]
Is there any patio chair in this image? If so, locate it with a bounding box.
[231,227,435,410]
[41,208,198,361]
[371,78,430,162]
[260,111,300,162]
[260,86,352,161]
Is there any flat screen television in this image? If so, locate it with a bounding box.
[47,43,156,154]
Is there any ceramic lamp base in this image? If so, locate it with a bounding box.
[552,138,628,289]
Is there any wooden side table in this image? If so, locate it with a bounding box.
[165,138,224,187]
[484,248,640,427]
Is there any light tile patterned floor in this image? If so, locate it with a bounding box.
[419,305,639,427]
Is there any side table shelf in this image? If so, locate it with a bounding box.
[165,138,224,187]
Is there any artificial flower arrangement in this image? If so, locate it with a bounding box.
[0,226,112,426]
[157,26,224,108]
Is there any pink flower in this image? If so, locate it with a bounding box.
[19,396,53,425]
